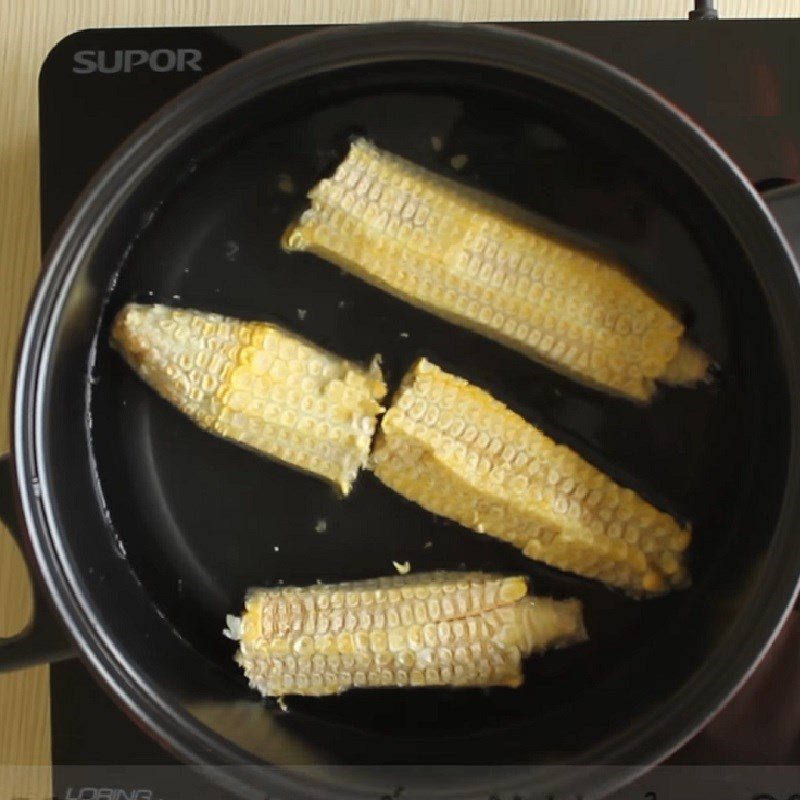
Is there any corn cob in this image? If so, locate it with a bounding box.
[283,138,708,402]
[226,572,586,697]
[111,303,386,494]
[371,359,691,596]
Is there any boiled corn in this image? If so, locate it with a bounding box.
[111,303,386,494]
[371,359,691,596]
[283,138,708,401]
[226,572,586,697]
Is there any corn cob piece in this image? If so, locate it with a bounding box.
[283,138,709,402]
[111,303,386,494]
[371,359,691,596]
[226,572,586,697]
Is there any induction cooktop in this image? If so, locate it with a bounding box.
[39,17,800,800]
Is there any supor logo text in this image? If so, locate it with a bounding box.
[72,49,202,74]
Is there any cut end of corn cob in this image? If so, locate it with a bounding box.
[371,359,691,597]
[283,138,710,402]
[111,303,387,494]
[227,572,586,697]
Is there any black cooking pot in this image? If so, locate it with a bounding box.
[2,22,800,800]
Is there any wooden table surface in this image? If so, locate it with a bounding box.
[1,0,797,794]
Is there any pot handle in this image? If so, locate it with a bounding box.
[762,182,800,258]
[0,452,75,671]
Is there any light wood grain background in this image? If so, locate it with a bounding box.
[0,0,796,795]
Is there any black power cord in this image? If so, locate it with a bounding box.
[689,0,719,19]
